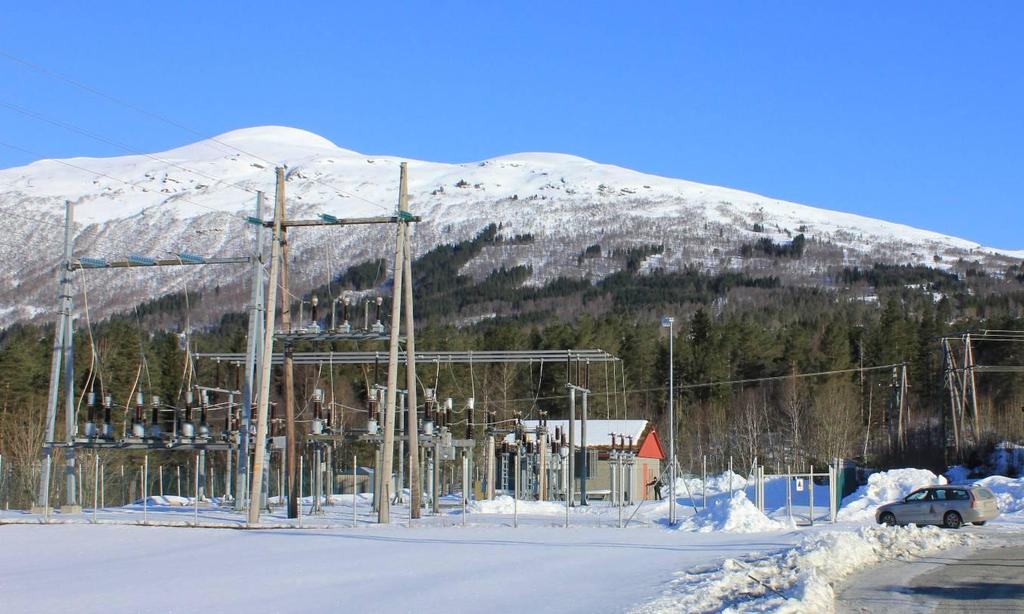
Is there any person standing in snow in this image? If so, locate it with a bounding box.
[647,477,663,500]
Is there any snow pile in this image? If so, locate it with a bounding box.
[676,470,750,498]
[678,492,789,533]
[974,475,1024,514]
[990,442,1024,476]
[837,468,946,522]
[467,495,565,515]
[631,525,973,614]
[128,495,192,507]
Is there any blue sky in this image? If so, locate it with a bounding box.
[1,2,1021,249]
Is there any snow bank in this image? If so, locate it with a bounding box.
[837,468,946,522]
[128,495,192,507]
[678,492,789,533]
[631,525,973,614]
[676,470,750,498]
[974,475,1024,514]
[467,495,565,515]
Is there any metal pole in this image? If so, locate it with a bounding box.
[143,455,149,524]
[580,391,588,506]
[486,435,495,500]
[93,454,99,523]
[513,450,520,528]
[618,457,624,528]
[37,201,75,512]
[379,163,410,525]
[194,454,200,526]
[198,450,206,501]
[809,464,815,526]
[786,465,792,523]
[248,172,284,525]
[64,314,77,507]
[462,453,468,526]
[432,442,441,515]
[667,316,676,525]
[352,455,358,527]
[538,431,547,501]
[702,455,707,511]
[568,388,576,506]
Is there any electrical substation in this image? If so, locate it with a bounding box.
[28,162,664,526]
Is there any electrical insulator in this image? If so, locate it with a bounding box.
[131,392,146,439]
[85,390,98,438]
[372,296,384,333]
[312,388,324,435]
[102,394,114,439]
[149,395,162,439]
[198,393,210,439]
[181,390,195,439]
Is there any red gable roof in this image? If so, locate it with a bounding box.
[637,427,666,460]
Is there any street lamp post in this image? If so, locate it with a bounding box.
[661,315,675,525]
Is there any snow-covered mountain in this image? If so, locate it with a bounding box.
[1,125,1020,326]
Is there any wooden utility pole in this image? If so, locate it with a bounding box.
[279,176,299,520]
[378,162,410,524]
[248,167,286,525]
[401,163,421,519]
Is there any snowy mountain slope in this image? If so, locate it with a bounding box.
[0,125,1020,327]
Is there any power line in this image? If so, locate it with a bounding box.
[0,138,253,223]
[0,48,395,214]
[0,99,260,197]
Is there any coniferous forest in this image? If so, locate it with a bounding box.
[2,224,1023,508]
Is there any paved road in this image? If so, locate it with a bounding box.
[837,543,1024,613]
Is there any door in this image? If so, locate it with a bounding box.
[898,489,931,523]
[925,488,951,525]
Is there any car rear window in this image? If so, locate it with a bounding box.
[973,487,995,499]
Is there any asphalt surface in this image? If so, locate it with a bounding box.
[837,543,1024,613]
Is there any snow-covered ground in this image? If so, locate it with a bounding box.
[3,466,1022,613]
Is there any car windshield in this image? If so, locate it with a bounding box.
[906,490,929,501]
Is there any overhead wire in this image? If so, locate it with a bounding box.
[0,100,263,199]
[0,138,256,222]
[0,48,395,214]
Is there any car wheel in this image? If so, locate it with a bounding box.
[943,511,963,529]
[972,521,987,526]
[878,512,896,526]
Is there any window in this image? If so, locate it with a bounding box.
[906,490,928,501]
[949,489,970,500]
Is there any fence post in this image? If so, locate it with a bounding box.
[809,464,815,526]
[194,454,200,526]
[93,455,99,523]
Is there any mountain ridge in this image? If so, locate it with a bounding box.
[0,125,1020,327]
